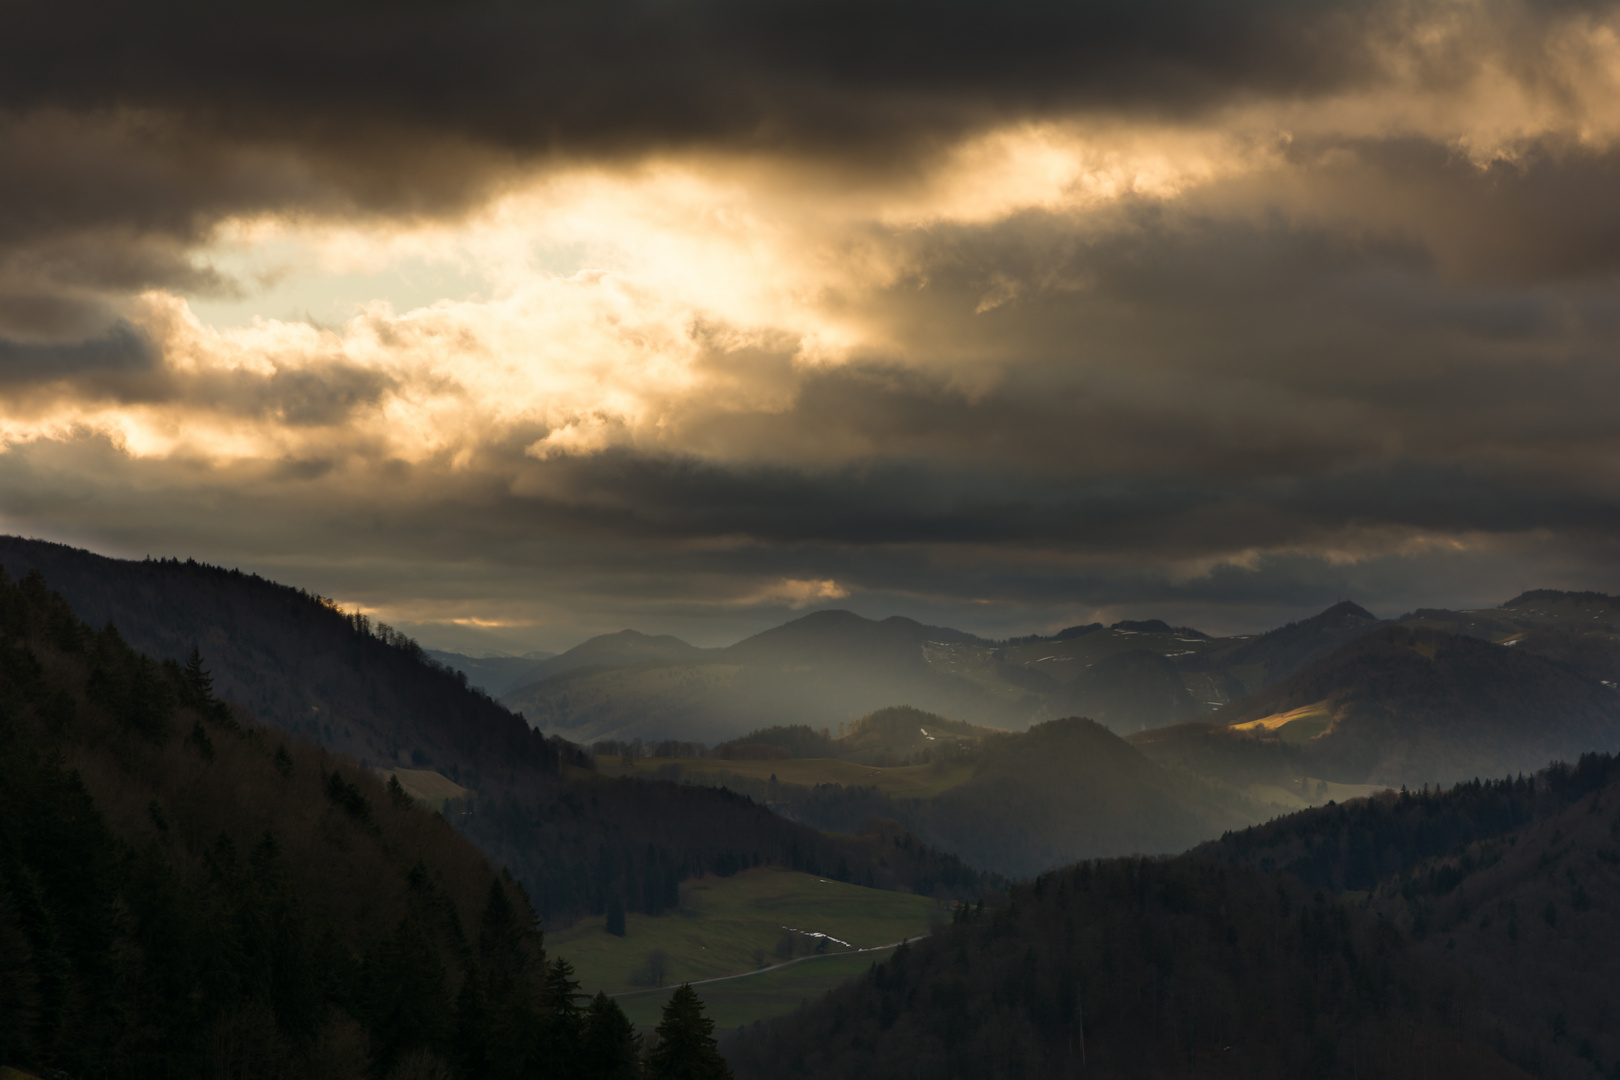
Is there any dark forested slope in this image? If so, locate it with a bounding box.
[1364,759,1620,1079]
[0,535,561,787]
[0,566,637,1080]
[1197,753,1620,1079]
[727,855,1529,1080]
[1195,754,1619,895]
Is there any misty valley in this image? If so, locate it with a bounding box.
[2,536,1620,1079]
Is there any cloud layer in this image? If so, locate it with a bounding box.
[3,0,1620,650]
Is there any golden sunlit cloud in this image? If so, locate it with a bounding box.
[8,0,1620,643]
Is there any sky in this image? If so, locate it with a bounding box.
[3,0,1620,653]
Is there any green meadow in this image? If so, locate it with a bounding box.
[548,866,943,997]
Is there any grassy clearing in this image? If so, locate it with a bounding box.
[548,866,943,996]
[1229,700,1334,743]
[613,946,898,1030]
[595,755,975,798]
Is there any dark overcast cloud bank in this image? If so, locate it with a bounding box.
[0,0,1388,153]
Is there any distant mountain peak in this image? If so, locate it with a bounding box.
[1111,618,1173,634]
[1316,600,1378,621]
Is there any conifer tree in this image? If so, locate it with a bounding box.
[648,984,732,1080]
[538,957,585,1073]
[606,894,627,937]
[581,991,642,1079]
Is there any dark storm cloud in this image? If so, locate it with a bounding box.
[506,444,1620,555]
[0,0,1391,164]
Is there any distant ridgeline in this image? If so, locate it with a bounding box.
[0,566,649,1078]
[0,538,991,926]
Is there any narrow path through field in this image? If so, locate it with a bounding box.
[607,932,930,999]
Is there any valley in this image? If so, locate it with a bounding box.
[547,866,941,998]
[8,535,1620,1078]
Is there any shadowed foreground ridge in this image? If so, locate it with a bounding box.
[0,566,650,1077]
[728,855,1530,1079]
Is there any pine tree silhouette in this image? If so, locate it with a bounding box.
[648,984,732,1080]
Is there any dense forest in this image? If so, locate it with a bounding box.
[1197,754,1620,893]
[727,854,1531,1079]
[0,565,671,1078]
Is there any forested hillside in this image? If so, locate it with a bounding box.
[727,855,1530,1079]
[1197,753,1620,1078]
[0,538,990,926]
[1196,754,1619,893]
[0,566,641,1079]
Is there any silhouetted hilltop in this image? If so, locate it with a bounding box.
[1503,588,1620,611]
[503,628,711,695]
[721,610,945,668]
[1190,599,1387,690]
[0,536,566,786]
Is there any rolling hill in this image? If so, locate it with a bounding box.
[606,708,1270,880]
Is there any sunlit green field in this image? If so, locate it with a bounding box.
[613,947,897,1030]
[548,866,942,996]
[594,755,975,798]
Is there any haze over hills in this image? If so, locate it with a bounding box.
[499,604,1413,745]
[495,591,1614,746]
[604,708,1267,879]
[423,648,558,697]
[0,537,993,929]
[503,610,1039,745]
